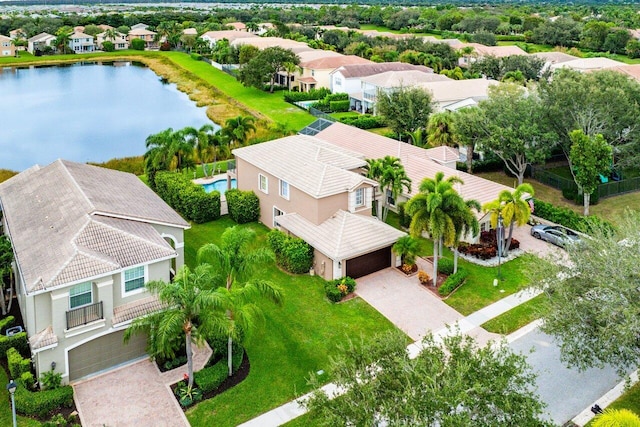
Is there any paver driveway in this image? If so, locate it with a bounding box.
[73,358,188,427]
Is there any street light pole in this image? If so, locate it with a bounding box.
[497,212,504,281]
[7,379,17,427]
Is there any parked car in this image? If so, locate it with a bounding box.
[530,224,581,248]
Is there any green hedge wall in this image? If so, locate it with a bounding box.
[438,269,468,296]
[225,189,260,224]
[0,332,29,359]
[154,172,220,223]
[7,347,31,379]
[533,199,613,234]
[267,229,314,274]
[329,100,350,112]
[15,381,74,418]
[339,115,386,130]
[284,88,331,103]
[0,315,14,334]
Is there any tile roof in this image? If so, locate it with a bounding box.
[231,37,314,54]
[29,326,58,350]
[297,49,343,62]
[27,32,55,42]
[200,30,255,43]
[301,54,372,70]
[70,31,93,39]
[112,295,164,326]
[332,62,433,78]
[415,78,498,106]
[0,160,187,293]
[550,57,626,72]
[128,28,156,36]
[233,135,375,198]
[610,64,640,81]
[315,122,517,218]
[362,70,451,87]
[531,51,579,64]
[463,43,527,57]
[276,210,405,260]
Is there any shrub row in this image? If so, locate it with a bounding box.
[495,35,526,42]
[311,93,350,112]
[0,332,29,359]
[437,258,454,275]
[283,88,331,103]
[438,269,468,296]
[329,100,350,112]
[267,229,314,274]
[194,345,243,394]
[15,380,74,418]
[154,172,220,223]
[225,189,260,224]
[339,114,386,130]
[0,315,14,334]
[533,199,613,234]
[562,187,600,206]
[324,277,357,303]
[7,347,31,379]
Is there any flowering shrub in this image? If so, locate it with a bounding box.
[418,270,431,285]
[325,277,357,302]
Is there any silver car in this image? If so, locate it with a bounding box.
[530,225,581,248]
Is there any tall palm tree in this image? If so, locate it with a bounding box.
[593,409,640,427]
[426,112,457,148]
[183,124,216,177]
[364,158,384,218]
[364,157,411,222]
[54,27,73,54]
[103,28,118,42]
[283,61,302,91]
[450,198,481,273]
[405,172,467,282]
[197,226,283,376]
[482,183,534,256]
[222,116,256,148]
[124,265,230,389]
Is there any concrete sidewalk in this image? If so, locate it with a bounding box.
[238,286,543,427]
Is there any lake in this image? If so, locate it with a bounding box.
[0,61,214,171]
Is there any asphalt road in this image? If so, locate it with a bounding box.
[509,328,624,425]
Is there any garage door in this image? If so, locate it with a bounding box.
[346,246,392,279]
[68,330,147,382]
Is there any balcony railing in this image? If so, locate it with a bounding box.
[66,301,103,330]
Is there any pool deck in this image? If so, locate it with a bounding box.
[192,173,233,215]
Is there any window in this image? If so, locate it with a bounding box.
[279,180,289,200]
[273,207,285,227]
[124,266,145,293]
[311,70,315,76]
[259,174,268,193]
[335,77,342,86]
[69,282,92,309]
[386,189,396,206]
[355,188,364,207]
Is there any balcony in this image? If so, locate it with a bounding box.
[66,301,103,330]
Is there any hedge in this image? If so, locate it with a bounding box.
[7,347,31,379]
[267,229,314,274]
[438,269,468,296]
[329,100,350,112]
[339,115,386,130]
[437,258,454,275]
[225,189,260,224]
[194,346,244,394]
[283,88,331,103]
[562,187,599,206]
[0,315,14,334]
[154,172,220,223]
[0,332,29,359]
[324,277,357,303]
[532,199,613,234]
[15,381,74,418]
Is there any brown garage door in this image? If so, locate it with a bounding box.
[346,246,392,279]
[68,330,147,382]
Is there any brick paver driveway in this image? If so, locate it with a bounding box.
[73,358,188,427]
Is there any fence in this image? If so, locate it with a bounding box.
[532,168,640,199]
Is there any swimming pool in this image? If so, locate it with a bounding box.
[202,178,237,194]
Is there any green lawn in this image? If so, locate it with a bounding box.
[184,218,402,427]
[359,24,442,39]
[584,381,640,426]
[481,294,548,335]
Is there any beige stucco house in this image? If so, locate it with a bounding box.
[0,35,15,57]
[0,160,190,384]
[231,135,405,280]
[127,28,158,49]
[294,53,373,92]
[96,31,129,50]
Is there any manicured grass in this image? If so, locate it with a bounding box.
[329,111,360,120]
[584,381,640,426]
[0,367,42,427]
[359,24,442,39]
[481,294,549,335]
[184,218,402,427]
[496,41,555,53]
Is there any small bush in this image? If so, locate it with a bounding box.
[325,277,356,302]
[225,189,260,224]
[190,53,202,61]
[437,258,454,275]
[131,38,145,51]
[267,229,313,274]
[20,372,35,390]
[324,283,343,303]
[39,369,62,390]
[7,347,31,379]
[438,269,468,296]
[194,346,244,393]
[329,100,350,112]
[0,315,14,334]
[418,270,430,285]
[0,332,29,358]
[174,382,202,407]
[102,41,115,52]
[154,172,220,223]
[15,381,74,418]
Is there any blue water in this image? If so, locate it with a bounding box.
[0,61,216,171]
[202,178,237,194]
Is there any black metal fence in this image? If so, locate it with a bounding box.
[532,167,640,199]
[66,301,103,329]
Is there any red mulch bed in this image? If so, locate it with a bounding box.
[396,264,418,276]
[417,258,449,298]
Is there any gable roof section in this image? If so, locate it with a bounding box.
[233,135,375,198]
[332,62,433,78]
[301,54,372,70]
[531,51,579,64]
[550,57,625,72]
[314,122,515,217]
[276,210,405,260]
[200,30,255,43]
[362,70,451,88]
[416,78,498,105]
[463,43,527,57]
[28,32,55,42]
[0,160,186,293]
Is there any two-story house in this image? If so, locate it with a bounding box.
[0,160,190,384]
[231,135,405,280]
[329,62,434,96]
[0,35,15,57]
[295,53,373,92]
[27,32,56,54]
[96,31,129,50]
[127,28,158,50]
[69,32,95,53]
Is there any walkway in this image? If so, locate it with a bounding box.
[73,342,212,427]
[238,286,542,427]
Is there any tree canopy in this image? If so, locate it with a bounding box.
[238,46,299,92]
[376,86,432,137]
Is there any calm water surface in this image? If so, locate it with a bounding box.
[0,61,213,171]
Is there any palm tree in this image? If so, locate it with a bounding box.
[427,112,457,148]
[197,226,283,376]
[54,27,73,54]
[103,28,118,42]
[246,21,259,34]
[364,158,384,218]
[183,124,217,177]
[405,172,468,283]
[365,157,412,222]
[452,107,486,174]
[124,265,230,389]
[408,128,425,147]
[283,61,302,91]
[222,116,256,148]
[593,409,640,427]
[482,183,534,256]
[145,128,195,173]
[392,235,419,268]
[450,198,481,273]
